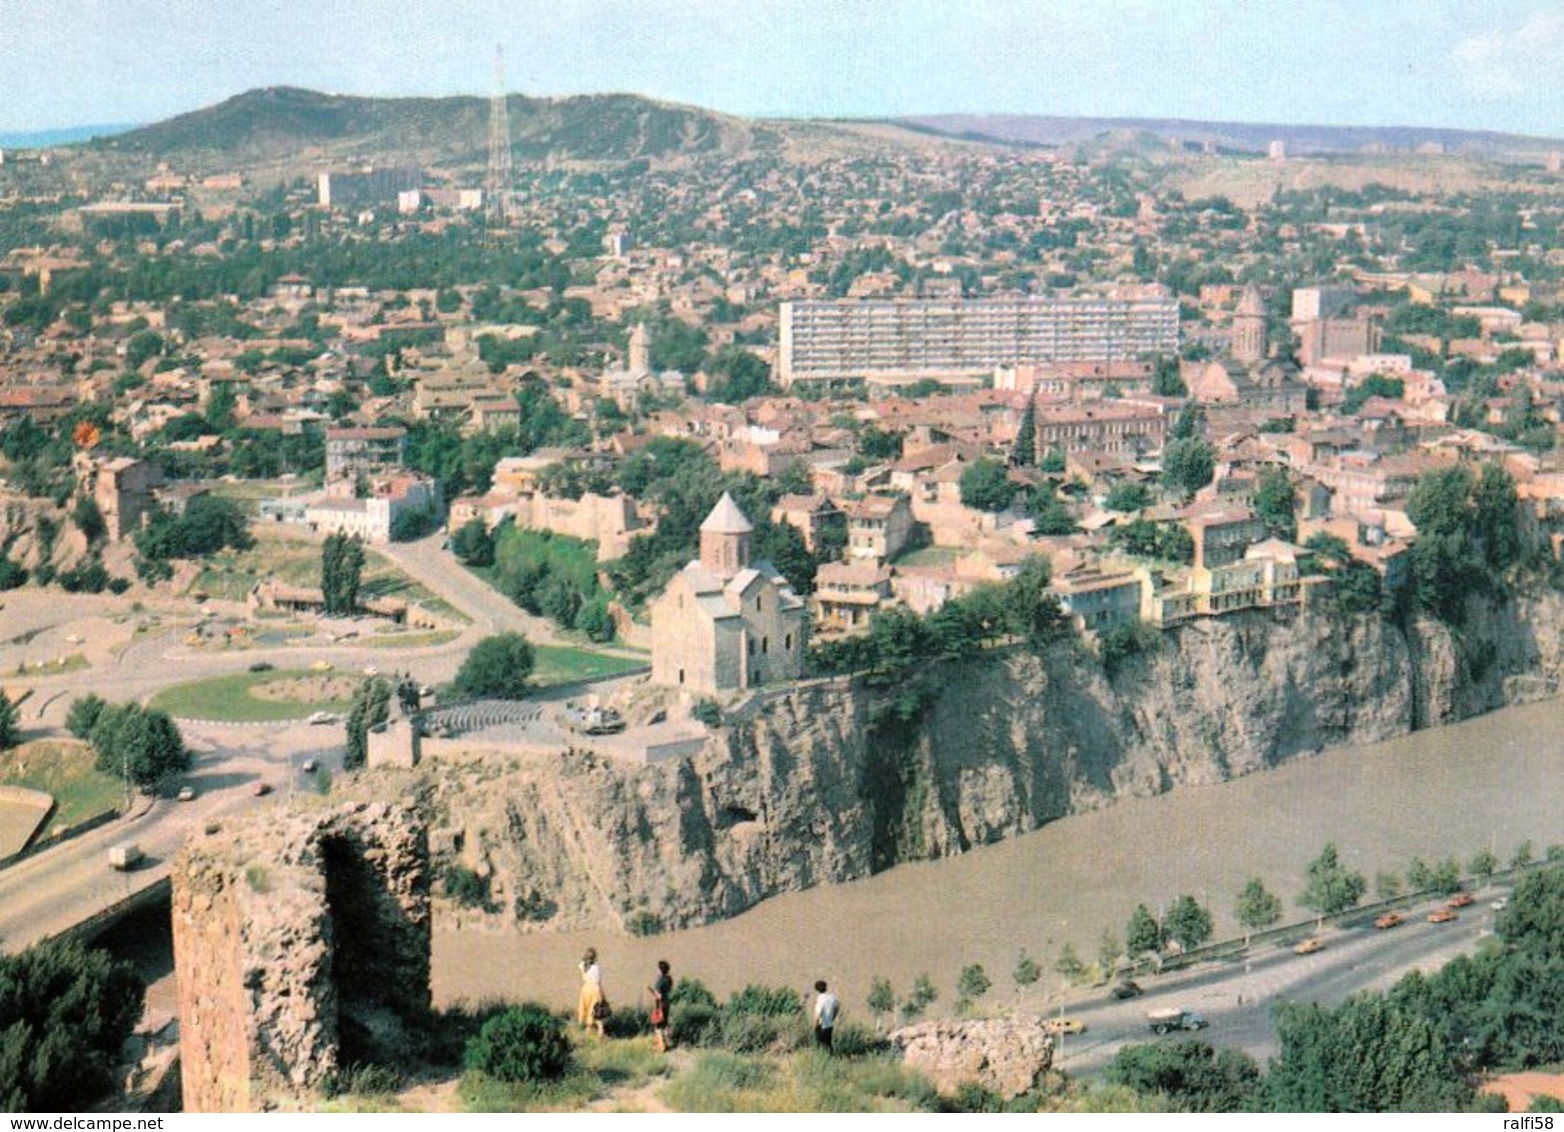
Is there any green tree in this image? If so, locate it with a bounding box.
[1012,401,1036,466]
[1107,1041,1261,1112]
[65,694,107,740]
[1040,447,1066,474]
[0,938,146,1111]
[1006,554,1065,647]
[957,963,991,1006]
[1512,840,1535,871]
[1234,877,1282,946]
[1162,437,1216,498]
[1152,356,1187,396]
[867,976,895,1026]
[1406,856,1433,892]
[1376,871,1404,902]
[450,518,496,567]
[1103,483,1153,513]
[1469,848,1499,886]
[1266,996,1472,1111]
[1252,468,1297,541]
[959,458,1015,512]
[1055,943,1086,983]
[321,532,365,616]
[1013,950,1041,993]
[1299,843,1366,925]
[0,691,18,750]
[87,703,188,789]
[1162,894,1214,952]
[343,676,391,771]
[454,633,536,700]
[1126,903,1163,957]
[1429,857,1463,896]
[72,495,105,544]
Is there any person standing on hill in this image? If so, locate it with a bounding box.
[648,959,674,1052]
[812,980,839,1051]
[578,948,608,1037]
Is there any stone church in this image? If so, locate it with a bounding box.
[650,493,807,695]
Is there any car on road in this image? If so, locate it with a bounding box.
[301,759,320,774]
[176,786,196,802]
[251,782,272,797]
[1293,937,1325,954]
[1446,892,1475,908]
[310,660,333,672]
[1374,912,1405,929]
[307,711,338,725]
[1111,980,1143,1000]
[363,666,380,677]
[1428,908,1459,923]
[1491,897,1509,911]
[1045,1017,1087,1036]
[1146,1008,1207,1034]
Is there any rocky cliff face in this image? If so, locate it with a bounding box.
[407,591,1564,933]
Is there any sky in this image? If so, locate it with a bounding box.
[1,0,1562,137]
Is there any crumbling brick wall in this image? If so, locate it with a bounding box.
[172,802,429,1112]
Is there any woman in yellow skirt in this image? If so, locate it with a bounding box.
[577,948,607,1036]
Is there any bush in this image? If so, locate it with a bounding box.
[454,633,536,701]
[443,865,493,910]
[727,984,802,1017]
[692,698,722,727]
[670,978,722,1047]
[65,694,107,740]
[0,938,145,1111]
[463,1004,572,1084]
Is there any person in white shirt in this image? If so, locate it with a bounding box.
[812,980,839,1051]
[578,948,607,1036]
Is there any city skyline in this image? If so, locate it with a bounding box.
[2,0,1563,139]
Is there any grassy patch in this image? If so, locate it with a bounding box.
[182,531,467,623]
[457,1031,673,1113]
[149,668,360,722]
[656,1048,933,1113]
[0,739,122,833]
[891,546,959,568]
[531,645,646,688]
[10,654,90,678]
[361,630,463,650]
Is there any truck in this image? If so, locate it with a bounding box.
[1147,1007,1208,1034]
[107,843,144,871]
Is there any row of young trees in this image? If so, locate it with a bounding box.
[1108,865,1564,1113]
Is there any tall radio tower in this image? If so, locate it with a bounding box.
[486,45,514,226]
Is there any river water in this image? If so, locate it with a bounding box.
[433,695,1564,1018]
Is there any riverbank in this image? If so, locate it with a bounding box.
[432,693,1564,1019]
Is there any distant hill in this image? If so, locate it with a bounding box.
[90,86,758,169]
[901,113,1564,159]
[0,123,136,148]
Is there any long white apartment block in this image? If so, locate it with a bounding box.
[778,294,1180,389]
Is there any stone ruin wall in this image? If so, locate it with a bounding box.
[172,802,430,1113]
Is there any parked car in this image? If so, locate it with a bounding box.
[1428,908,1459,923]
[1374,912,1405,930]
[307,711,337,725]
[301,759,320,774]
[1111,980,1143,1000]
[1293,937,1325,955]
[1491,897,1509,911]
[251,782,272,797]
[176,786,196,802]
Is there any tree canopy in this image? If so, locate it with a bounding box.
[454,633,537,700]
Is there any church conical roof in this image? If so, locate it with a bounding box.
[700,491,753,534]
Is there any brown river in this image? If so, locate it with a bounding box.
[433,695,1564,1018]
